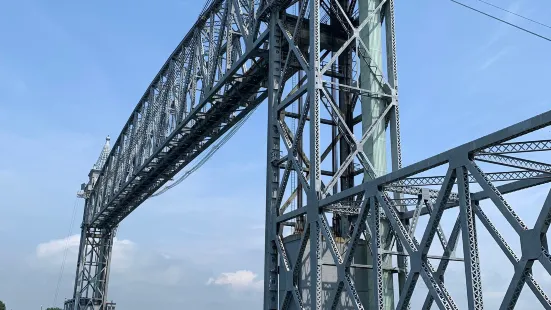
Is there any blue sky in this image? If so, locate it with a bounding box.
[0,0,550,309]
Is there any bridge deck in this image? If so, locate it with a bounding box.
[85,0,348,228]
[93,51,269,227]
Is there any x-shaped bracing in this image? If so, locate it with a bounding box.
[279,156,551,310]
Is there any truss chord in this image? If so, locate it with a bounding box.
[475,153,551,175]
[480,140,551,154]
[390,170,551,187]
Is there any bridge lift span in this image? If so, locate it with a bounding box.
[64,0,551,309]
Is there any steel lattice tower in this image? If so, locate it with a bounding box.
[264,0,403,308]
[64,0,551,309]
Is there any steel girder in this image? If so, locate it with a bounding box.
[389,170,551,187]
[480,140,551,154]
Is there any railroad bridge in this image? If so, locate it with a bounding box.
[63,0,551,309]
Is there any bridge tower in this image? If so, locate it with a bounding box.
[65,137,117,310]
[264,0,404,308]
[61,0,551,308]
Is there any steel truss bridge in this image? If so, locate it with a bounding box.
[63,0,551,309]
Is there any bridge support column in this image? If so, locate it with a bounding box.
[262,0,404,307]
[264,9,283,310]
[72,225,115,310]
[69,148,116,310]
[263,0,404,308]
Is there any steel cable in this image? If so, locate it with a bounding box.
[476,0,551,30]
[152,104,260,197]
[52,197,79,307]
[451,0,551,42]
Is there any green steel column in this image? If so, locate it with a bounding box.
[361,0,386,176]
[360,0,395,308]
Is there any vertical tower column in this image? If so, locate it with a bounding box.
[68,137,117,310]
[383,0,408,297]
[264,10,282,310]
[308,0,323,308]
[263,0,404,308]
[73,225,115,310]
[360,0,396,308]
[361,0,387,178]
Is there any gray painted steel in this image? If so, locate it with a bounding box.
[65,0,551,309]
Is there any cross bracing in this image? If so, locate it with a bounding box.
[65,0,551,309]
[294,111,551,310]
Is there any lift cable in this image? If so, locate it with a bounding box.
[52,197,80,307]
[152,105,260,197]
[451,0,551,42]
[476,0,551,30]
[123,2,217,200]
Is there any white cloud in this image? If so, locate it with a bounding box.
[206,270,263,291]
[17,236,262,309]
[36,234,81,258]
[35,234,136,273]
